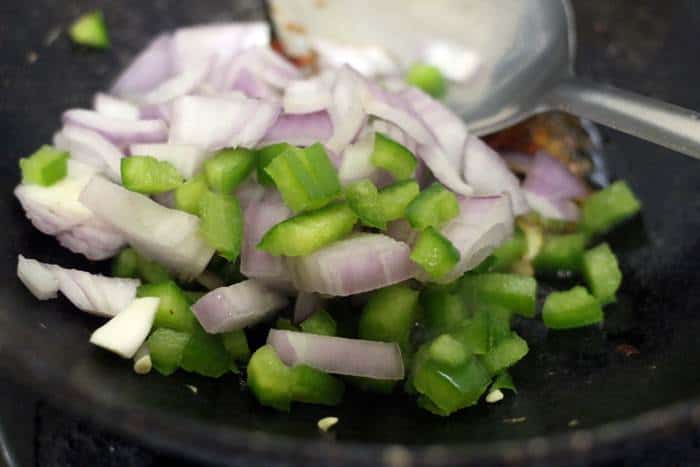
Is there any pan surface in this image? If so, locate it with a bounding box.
[1,1,700,465]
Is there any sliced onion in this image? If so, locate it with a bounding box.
[362,82,434,145]
[524,191,581,222]
[268,329,404,380]
[54,125,124,181]
[240,191,292,282]
[417,144,473,196]
[56,217,128,261]
[137,61,211,106]
[17,256,140,317]
[152,191,175,209]
[338,131,377,185]
[431,195,514,284]
[401,87,466,170]
[129,143,208,179]
[231,67,278,100]
[171,23,269,73]
[192,279,288,333]
[209,46,299,93]
[262,111,333,147]
[522,152,588,221]
[312,37,401,77]
[90,297,159,358]
[386,219,418,246]
[80,177,214,280]
[326,66,368,152]
[62,109,167,147]
[93,93,140,120]
[17,255,59,300]
[286,233,415,297]
[283,73,333,114]
[463,136,529,215]
[111,34,174,97]
[293,292,323,324]
[168,94,279,150]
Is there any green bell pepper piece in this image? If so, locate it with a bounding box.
[582,243,622,305]
[69,10,110,49]
[19,145,69,187]
[300,310,337,336]
[378,180,420,222]
[147,328,190,376]
[137,281,197,333]
[406,63,446,98]
[370,133,418,180]
[204,148,256,193]
[221,329,251,362]
[174,173,208,215]
[405,183,459,230]
[180,327,234,378]
[410,226,460,280]
[460,273,537,318]
[247,345,293,411]
[290,364,345,406]
[198,191,243,262]
[581,181,641,236]
[121,156,183,194]
[542,286,604,330]
[533,233,587,274]
[256,143,291,187]
[345,179,386,229]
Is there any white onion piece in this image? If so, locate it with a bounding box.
[192,280,288,333]
[79,177,214,280]
[133,344,152,375]
[54,125,123,181]
[312,38,401,77]
[524,191,581,222]
[262,111,333,147]
[93,93,140,120]
[17,255,59,300]
[522,152,588,221]
[17,256,140,317]
[286,233,415,297]
[338,131,379,186]
[362,83,434,145]
[90,297,159,358]
[129,143,208,179]
[326,66,368,152]
[241,191,292,282]
[62,110,167,147]
[168,95,279,150]
[283,74,333,114]
[417,144,473,196]
[231,68,278,100]
[463,136,528,215]
[432,195,514,284]
[172,23,269,73]
[210,46,299,93]
[401,87,466,171]
[137,61,211,106]
[14,161,127,260]
[268,330,405,380]
[111,34,174,97]
[293,292,323,324]
[56,217,128,261]
[152,191,175,209]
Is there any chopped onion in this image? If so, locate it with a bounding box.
[268,329,404,380]
[168,95,279,150]
[171,23,269,73]
[283,74,333,114]
[79,177,214,280]
[401,87,466,170]
[431,195,515,284]
[137,61,211,106]
[231,68,278,100]
[293,292,323,324]
[56,217,128,261]
[326,66,368,152]
[17,256,140,317]
[93,93,140,120]
[522,152,588,221]
[62,109,168,147]
[338,131,378,185]
[192,279,288,333]
[463,136,529,215]
[241,191,292,282]
[90,297,159,358]
[111,34,174,97]
[417,144,473,196]
[129,143,208,179]
[386,219,418,246]
[54,125,123,181]
[262,111,333,147]
[286,233,415,297]
[17,255,59,300]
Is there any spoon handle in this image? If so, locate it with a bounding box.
[545,77,700,159]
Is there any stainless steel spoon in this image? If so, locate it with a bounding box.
[269,0,700,158]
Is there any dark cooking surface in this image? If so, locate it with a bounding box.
[1,0,700,466]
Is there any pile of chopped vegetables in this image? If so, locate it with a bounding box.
[15,22,641,416]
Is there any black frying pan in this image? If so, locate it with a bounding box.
[1,1,700,465]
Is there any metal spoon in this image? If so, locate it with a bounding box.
[268,0,700,158]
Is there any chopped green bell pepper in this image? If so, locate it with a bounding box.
[121,156,183,194]
[410,226,460,280]
[405,183,459,230]
[69,10,110,49]
[198,191,243,262]
[256,143,291,186]
[147,328,190,376]
[542,286,604,330]
[204,148,256,193]
[378,180,420,222]
[358,284,419,355]
[290,364,345,406]
[137,281,197,333]
[582,243,622,305]
[581,181,641,236]
[533,233,587,274]
[406,63,446,98]
[460,273,537,318]
[258,202,357,256]
[345,179,386,229]
[19,145,69,187]
[370,133,418,180]
[180,327,234,378]
[221,329,251,362]
[174,173,208,215]
[300,310,337,336]
[247,345,293,411]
